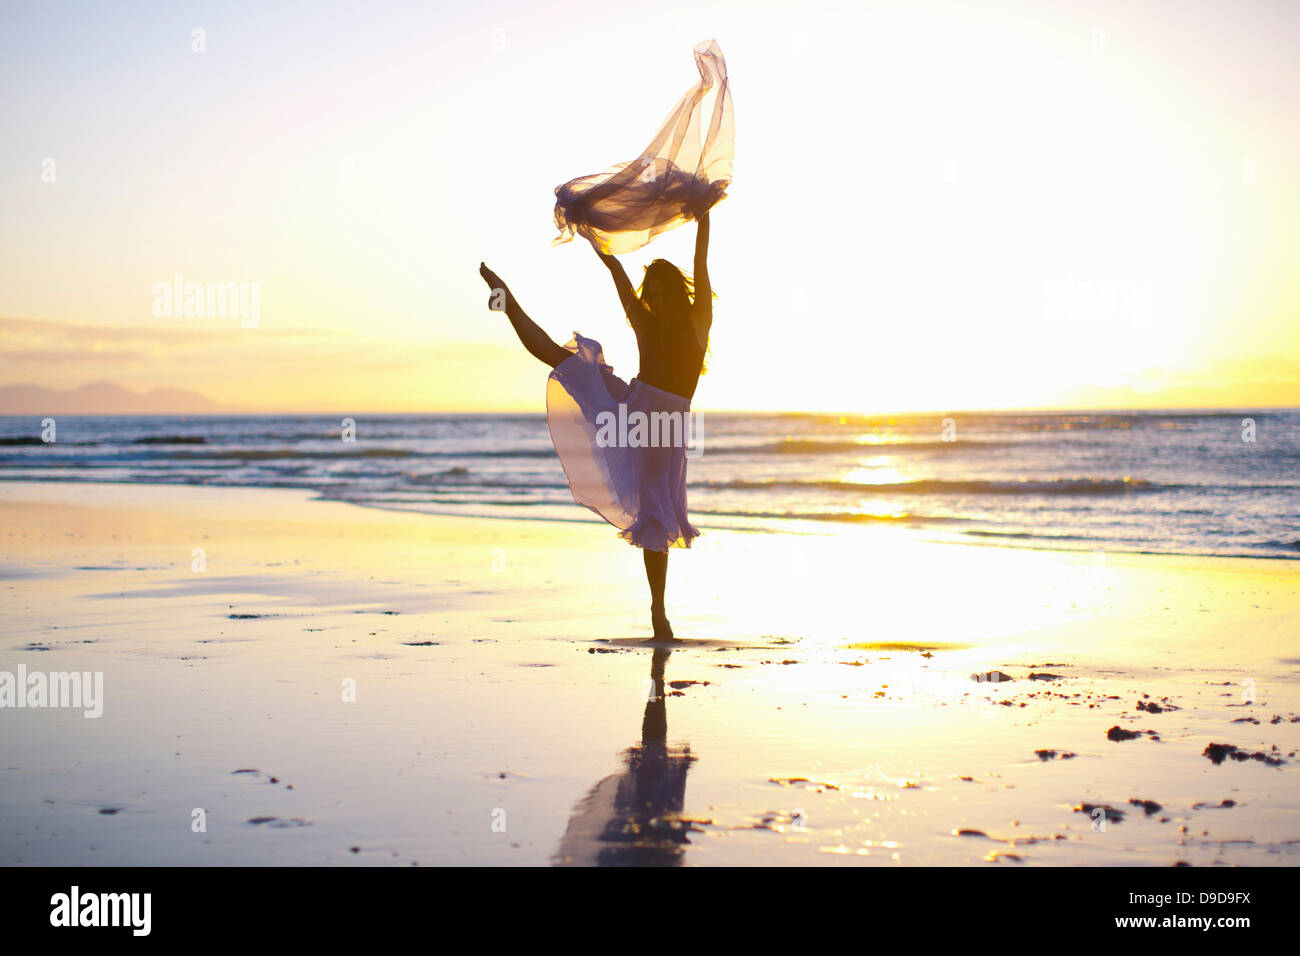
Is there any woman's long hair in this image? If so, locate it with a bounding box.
[635,259,714,374]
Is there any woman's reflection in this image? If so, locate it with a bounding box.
[554,647,696,866]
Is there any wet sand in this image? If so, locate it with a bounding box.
[1,481,1297,866]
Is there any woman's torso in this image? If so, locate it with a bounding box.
[632,308,706,401]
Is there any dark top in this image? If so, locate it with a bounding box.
[630,306,707,402]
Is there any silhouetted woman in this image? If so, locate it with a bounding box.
[479,209,713,639]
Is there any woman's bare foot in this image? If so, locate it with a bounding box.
[651,605,676,641]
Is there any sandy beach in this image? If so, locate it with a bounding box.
[0,480,1295,867]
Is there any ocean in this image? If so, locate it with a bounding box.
[1,409,1296,559]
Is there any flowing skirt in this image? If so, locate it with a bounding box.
[546,334,699,551]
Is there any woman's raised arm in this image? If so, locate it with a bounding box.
[590,240,644,321]
[693,209,711,304]
[691,210,712,346]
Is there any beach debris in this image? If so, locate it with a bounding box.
[482,770,530,781]
[768,776,839,792]
[971,670,1014,683]
[1106,725,1157,742]
[231,768,293,788]
[1191,799,1238,810]
[227,613,267,619]
[1128,798,1162,816]
[1137,700,1173,713]
[1075,803,1125,823]
[1201,743,1286,766]
[402,640,439,646]
[953,828,1055,852]
[246,817,312,828]
[738,811,799,832]
[668,680,711,689]
[1034,750,1077,761]
[1028,672,1064,681]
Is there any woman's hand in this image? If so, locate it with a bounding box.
[479,262,512,312]
[687,181,726,221]
[586,234,616,264]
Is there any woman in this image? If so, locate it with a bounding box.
[479,209,713,640]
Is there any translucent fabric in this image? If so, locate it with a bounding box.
[546,334,700,551]
[552,39,734,255]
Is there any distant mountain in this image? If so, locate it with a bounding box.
[0,382,231,415]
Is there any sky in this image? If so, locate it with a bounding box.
[1,0,1297,413]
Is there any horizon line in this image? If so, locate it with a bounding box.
[2,404,1297,418]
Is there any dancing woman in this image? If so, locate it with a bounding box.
[478,208,713,640]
